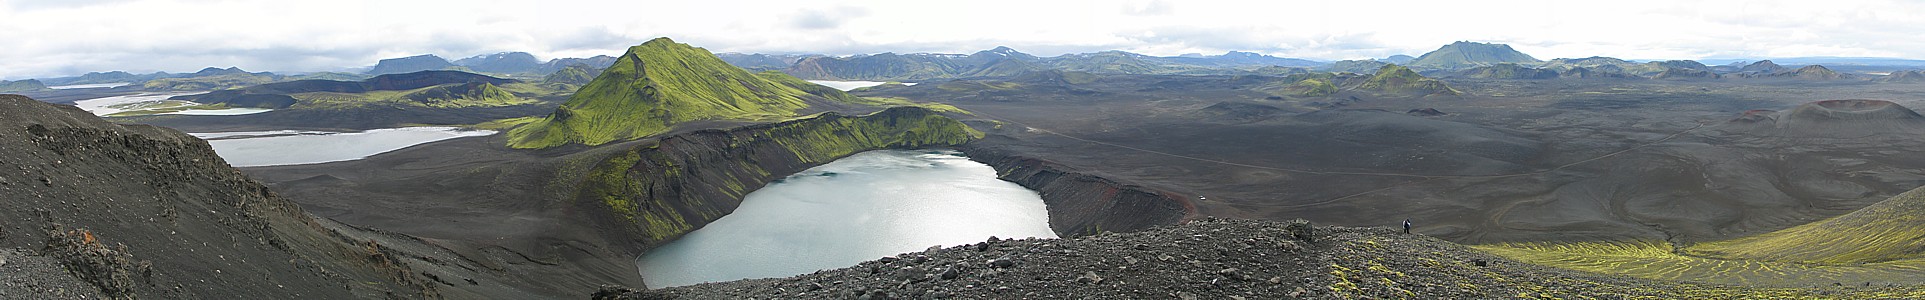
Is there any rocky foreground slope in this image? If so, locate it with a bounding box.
[0,94,429,298]
[600,218,1925,299]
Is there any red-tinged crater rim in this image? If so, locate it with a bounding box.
[1809,99,1899,111]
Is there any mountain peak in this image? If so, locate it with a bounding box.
[1409,42,1540,70]
[505,38,840,148]
[1739,60,1787,73]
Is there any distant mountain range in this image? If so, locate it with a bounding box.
[1408,41,1541,69]
[28,41,1925,89]
[746,46,1326,81]
[365,52,617,76]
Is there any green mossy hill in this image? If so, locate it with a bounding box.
[1252,73,1342,98]
[141,73,280,91]
[0,79,49,92]
[1688,185,1925,265]
[401,82,522,107]
[1290,78,1339,97]
[1354,64,1459,96]
[509,37,863,149]
[542,64,600,85]
[1462,63,1559,79]
[1408,41,1542,70]
[575,107,980,246]
[1324,60,1390,74]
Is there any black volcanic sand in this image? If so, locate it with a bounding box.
[605,218,1919,299]
[0,95,429,298]
[863,75,1925,245]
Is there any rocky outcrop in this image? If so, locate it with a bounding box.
[958,147,1194,236]
[0,95,431,298]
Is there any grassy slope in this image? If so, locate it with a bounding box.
[1476,241,1925,287]
[506,38,817,149]
[1479,186,1925,286]
[1688,186,1925,264]
[543,65,596,85]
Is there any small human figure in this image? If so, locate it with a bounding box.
[1402,219,1412,234]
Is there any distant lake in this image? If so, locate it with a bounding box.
[806,80,917,91]
[71,92,271,116]
[47,82,131,90]
[638,149,1056,288]
[191,127,496,167]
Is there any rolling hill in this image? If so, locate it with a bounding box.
[0,79,49,92]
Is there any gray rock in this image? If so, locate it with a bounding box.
[988,257,1015,268]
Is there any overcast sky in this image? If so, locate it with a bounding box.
[3,0,1923,80]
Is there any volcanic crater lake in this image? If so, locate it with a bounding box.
[638,149,1056,287]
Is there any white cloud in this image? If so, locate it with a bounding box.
[5,0,1925,79]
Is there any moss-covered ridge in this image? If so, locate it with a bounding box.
[1355,64,1460,96]
[572,106,980,250]
[1687,185,1925,265]
[507,37,839,149]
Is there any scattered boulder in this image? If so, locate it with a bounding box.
[1406,108,1446,116]
[1285,219,1315,242]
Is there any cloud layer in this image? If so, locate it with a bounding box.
[4,0,1925,79]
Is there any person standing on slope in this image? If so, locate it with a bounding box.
[1403,219,1412,234]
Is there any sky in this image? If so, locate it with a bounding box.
[4,0,1925,80]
